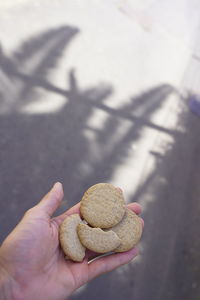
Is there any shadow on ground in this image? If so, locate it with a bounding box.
[0,25,174,240]
[130,95,200,300]
[72,94,200,300]
[0,25,200,300]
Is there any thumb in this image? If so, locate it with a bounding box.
[37,182,64,217]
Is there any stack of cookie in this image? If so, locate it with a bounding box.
[59,183,142,262]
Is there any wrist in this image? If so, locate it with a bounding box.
[0,264,21,300]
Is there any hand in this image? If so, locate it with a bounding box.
[0,183,143,300]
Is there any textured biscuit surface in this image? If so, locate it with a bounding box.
[111,208,142,252]
[59,214,86,262]
[77,223,121,253]
[80,183,126,228]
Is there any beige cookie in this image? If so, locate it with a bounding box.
[80,183,126,228]
[111,208,142,252]
[77,223,121,253]
[59,214,86,262]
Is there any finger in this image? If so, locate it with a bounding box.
[127,203,144,228]
[64,202,81,215]
[139,217,144,228]
[127,202,142,215]
[53,202,81,226]
[54,202,142,226]
[116,187,142,215]
[37,182,64,217]
[88,247,139,281]
[126,203,144,228]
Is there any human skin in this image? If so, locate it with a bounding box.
[0,182,143,300]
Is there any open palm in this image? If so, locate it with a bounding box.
[0,183,142,300]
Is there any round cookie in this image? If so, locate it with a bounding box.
[80,183,126,228]
[59,214,86,262]
[77,223,121,253]
[111,208,142,252]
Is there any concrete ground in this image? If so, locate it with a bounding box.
[0,0,200,299]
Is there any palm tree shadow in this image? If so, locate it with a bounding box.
[0,24,188,300]
[0,25,81,238]
[0,25,175,240]
[0,25,79,112]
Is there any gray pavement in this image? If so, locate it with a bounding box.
[0,1,200,299]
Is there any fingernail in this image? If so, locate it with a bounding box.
[53,182,62,189]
